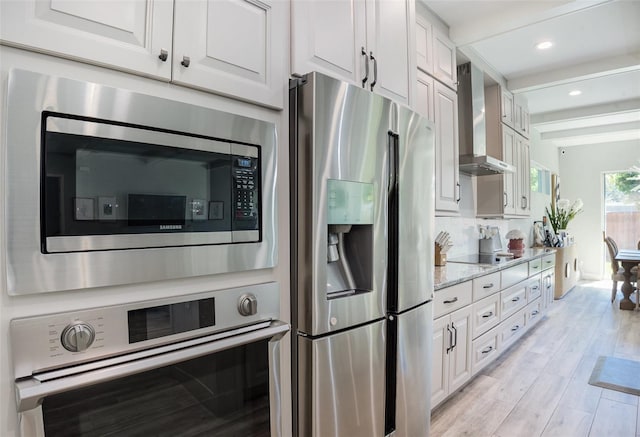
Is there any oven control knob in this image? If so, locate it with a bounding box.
[238,294,258,316]
[61,321,96,352]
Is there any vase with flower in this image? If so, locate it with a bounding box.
[545,198,583,237]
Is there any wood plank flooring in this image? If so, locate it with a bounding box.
[430,280,640,437]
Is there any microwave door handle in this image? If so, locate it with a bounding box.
[15,321,289,413]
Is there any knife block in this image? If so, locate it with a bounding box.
[435,244,447,266]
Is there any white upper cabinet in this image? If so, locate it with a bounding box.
[291,0,413,106]
[415,70,435,122]
[0,0,286,109]
[0,0,173,80]
[432,28,457,91]
[514,96,530,138]
[416,19,433,74]
[415,16,456,91]
[173,0,286,108]
[434,81,460,214]
[501,88,515,128]
[291,0,367,88]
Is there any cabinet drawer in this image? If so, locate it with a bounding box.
[498,308,526,351]
[471,293,501,339]
[526,276,542,302]
[500,283,527,320]
[471,325,499,376]
[434,281,472,319]
[501,263,528,289]
[472,272,501,301]
[541,253,555,271]
[528,258,542,276]
[526,299,543,327]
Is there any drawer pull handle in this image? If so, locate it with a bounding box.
[532,265,539,269]
[443,297,458,304]
[481,311,494,318]
[511,296,520,302]
[511,325,520,332]
[531,286,539,291]
[531,310,539,316]
[481,346,493,354]
[482,283,494,289]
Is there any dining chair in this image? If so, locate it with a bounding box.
[604,235,638,303]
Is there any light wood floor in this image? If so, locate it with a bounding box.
[430,280,640,437]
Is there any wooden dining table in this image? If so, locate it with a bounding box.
[614,249,640,310]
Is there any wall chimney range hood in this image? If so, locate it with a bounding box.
[457,62,515,176]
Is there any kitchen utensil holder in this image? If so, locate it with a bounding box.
[435,244,447,266]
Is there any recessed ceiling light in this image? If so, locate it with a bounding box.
[569,90,582,96]
[536,41,553,50]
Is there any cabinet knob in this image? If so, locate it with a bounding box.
[158,49,168,62]
[181,56,191,68]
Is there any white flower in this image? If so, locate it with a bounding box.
[557,199,570,212]
[506,229,526,240]
[571,198,583,213]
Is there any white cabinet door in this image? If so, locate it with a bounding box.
[503,128,517,216]
[291,0,367,87]
[415,70,435,122]
[448,306,472,393]
[416,18,433,75]
[431,315,450,407]
[516,137,531,216]
[173,0,285,109]
[432,28,457,91]
[0,0,173,80]
[501,88,515,128]
[365,0,412,105]
[434,81,460,213]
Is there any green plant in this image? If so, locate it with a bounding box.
[545,198,583,233]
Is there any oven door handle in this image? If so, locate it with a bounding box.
[15,321,289,413]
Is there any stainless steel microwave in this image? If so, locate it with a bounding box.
[4,69,277,295]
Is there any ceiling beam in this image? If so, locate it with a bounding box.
[508,54,640,93]
[448,0,613,46]
[540,120,640,140]
[531,99,640,125]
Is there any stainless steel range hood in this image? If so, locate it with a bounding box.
[457,63,515,176]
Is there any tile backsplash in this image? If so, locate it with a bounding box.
[435,216,533,257]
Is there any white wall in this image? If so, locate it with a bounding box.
[558,139,640,280]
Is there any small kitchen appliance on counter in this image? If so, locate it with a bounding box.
[448,225,514,265]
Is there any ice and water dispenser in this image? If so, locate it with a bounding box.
[326,180,374,298]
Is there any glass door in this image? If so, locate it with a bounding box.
[42,339,271,437]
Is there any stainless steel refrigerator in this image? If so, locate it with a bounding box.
[290,72,435,437]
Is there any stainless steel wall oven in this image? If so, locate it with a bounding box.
[11,282,288,437]
[4,69,277,295]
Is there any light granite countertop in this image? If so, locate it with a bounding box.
[434,248,556,291]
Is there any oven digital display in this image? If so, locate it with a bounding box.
[128,298,215,343]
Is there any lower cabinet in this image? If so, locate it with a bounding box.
[433,253,557,410]
[554,244,579,298]
[431,305,472,407]
[498,308,527,350]
[471,325,499,375]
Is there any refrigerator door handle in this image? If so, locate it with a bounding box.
[388,132,397,194]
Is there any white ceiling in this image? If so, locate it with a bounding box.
[423,0,640,148]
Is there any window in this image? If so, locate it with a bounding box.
[530,161,551,195]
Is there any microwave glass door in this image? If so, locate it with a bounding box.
[42,114,261,253]
[41,339,271,437]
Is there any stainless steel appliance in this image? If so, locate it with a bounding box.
[11,282,288,437]
[457,63,515,176]
[4,69,277,295]
[290,72,435,437]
